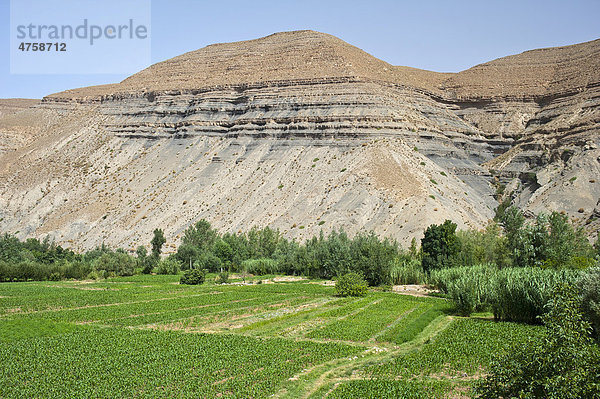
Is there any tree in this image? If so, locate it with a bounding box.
[421,220,460,273]
[136,245,147,260]
[93,252,136,277]
[500,206,532,267]
[351,232,397,286]
[501,207,595,269]
[151,229,166,259]
[0,233,23,263]
[174,243,199,270]
[213,239,233,265]
[181,220,217,252]
[136,245,153,274]
[477,283,600,398]
[408,237,419,259]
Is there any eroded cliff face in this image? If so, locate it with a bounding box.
[1,31,598,250]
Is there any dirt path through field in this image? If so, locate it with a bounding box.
[272,314,455,398]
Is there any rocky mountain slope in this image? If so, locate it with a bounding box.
[1,31,598,251]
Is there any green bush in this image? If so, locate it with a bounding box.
[87,270,102,280]
[156,258,180,275]
[49,272,61,281]
[335,272,368,297]
[216,271,229,284]
[0,260,52,282]
[61,260,92,280]
[180,269,206,285]
[578,267,600,338]
[477,284,600,398]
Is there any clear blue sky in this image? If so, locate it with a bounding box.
[2,0,599,99]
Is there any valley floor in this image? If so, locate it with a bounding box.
[0,275,543,398]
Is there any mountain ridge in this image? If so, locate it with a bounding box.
[43,31,600,102]
[1,31,599,251]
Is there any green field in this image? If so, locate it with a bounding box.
[0,275,543,398]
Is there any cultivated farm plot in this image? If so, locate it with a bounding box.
[0,275,542,398]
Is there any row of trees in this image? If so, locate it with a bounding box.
[0,228,169,282]
[2,206,598,285]
[173,221,399,286]
[421,207,598,272]
[0,235,137,282]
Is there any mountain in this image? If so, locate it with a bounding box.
[1,31,598,251]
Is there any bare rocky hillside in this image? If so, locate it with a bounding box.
[1,31,598,251]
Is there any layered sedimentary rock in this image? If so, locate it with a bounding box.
[1,31,598,250]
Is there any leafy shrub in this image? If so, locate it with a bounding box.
[156,258,180,275]
[477,284,600,398]
[578,267,600,338]
[49,272,61,281]
[216,271,229,284]
[61,260,92,280]
[87,270,102,280]
[180,269,205,285]
[335,272,368,297]
[141,257,155,274]
[0,260,51,281]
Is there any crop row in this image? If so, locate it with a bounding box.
[0,327,363,398]
[7,290,266,323]
[110,295,323,328]
[376,298,451,344]
[0,276,335,316]
[327,379,452,399]
[365,318,544,378]
[306,295,422,342]
[0,277,203,314]
[238,297,353,337]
